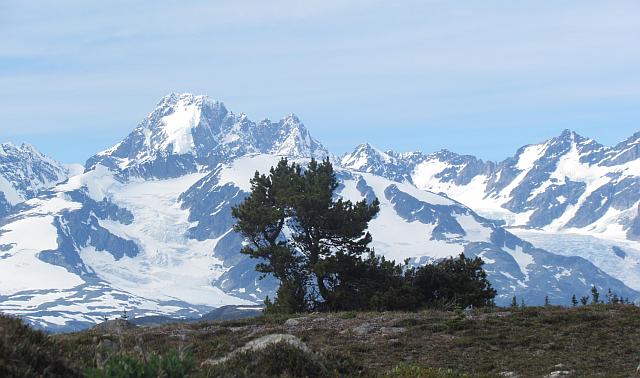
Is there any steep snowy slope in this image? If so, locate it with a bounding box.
[0,143,69,218]
[1,94,636,331]
[342,130,640,242]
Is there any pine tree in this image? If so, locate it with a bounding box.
[520,299,526,309]
[571,294,578,307]
[580,296,589,306]
[232,158,380,312]
[511,295,518,308]
[233,158,496,312]
[544,295,550,307]
[606,288,613,304]
[591,286,600,304]
[232,159,307,313]
[286,158,380,309]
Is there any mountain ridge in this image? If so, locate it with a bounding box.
[0,93,638,331]
[85,93,333,179]
[0,142,69,218]
[342,128,640,241]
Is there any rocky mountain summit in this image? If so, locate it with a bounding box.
[86,93,332,179]
[0,142,69,218]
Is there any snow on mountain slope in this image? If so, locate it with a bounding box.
[0,281,208,332]
[341,130,640,242]
[4,150,634,330]
[0,143,69,218]
[80,173,250,307]
[0,210,83,293]
[0,163,250,330]
[512,229,640,291]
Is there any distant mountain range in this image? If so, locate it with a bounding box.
[341,130,640,241]
[0,93,638,331]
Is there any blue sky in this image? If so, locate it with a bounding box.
[1,0,639,163]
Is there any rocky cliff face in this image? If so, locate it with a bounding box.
[0,143,69,218]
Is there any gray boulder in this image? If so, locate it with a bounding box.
[202,334,309,366]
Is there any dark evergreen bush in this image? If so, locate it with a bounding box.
[410,253,496,308]
[0,314,81,377]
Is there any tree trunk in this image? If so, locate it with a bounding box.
[316,275,329,302]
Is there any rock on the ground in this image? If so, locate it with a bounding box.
[380,326,407,335]
[284,317,305,327]
[353,323,376,336]
[92,319,137,333]
[545,370,573,377]
[202,334,310,366]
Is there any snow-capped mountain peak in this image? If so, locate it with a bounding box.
[604,131,640,166]
[342,143,393,169]
[270,113,330,159]
[86,93,332,178]
[145,93,225,155]
[0,142,69,216]
[557,128,579,141]
[340,143,408,182]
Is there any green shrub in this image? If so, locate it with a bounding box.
[205,341,327,377]
[0,314,81,377]
[385,364,469,377]
[86,350,195,378]
[341,311,357,319]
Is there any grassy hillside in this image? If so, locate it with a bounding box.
[3,305,640,377]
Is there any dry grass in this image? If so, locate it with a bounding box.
[5,304,638,377]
